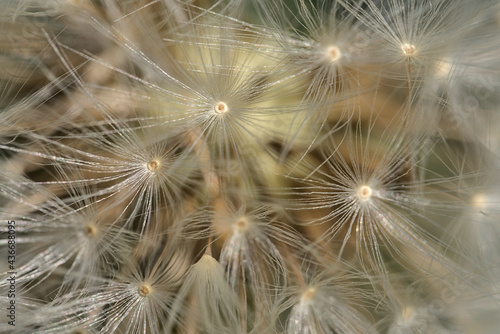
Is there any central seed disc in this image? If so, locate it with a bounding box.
[357,185,373,200]
[214,102,229,114]
[235,217,249,231]
[85,223,98,237]
[401,43,416,56]
[302,287,316,301]
[138,284,152,297]
[147,160,160,172]
[326,46,342,62]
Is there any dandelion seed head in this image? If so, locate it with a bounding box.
[4,0,499,332]
[146,159,161,172]
[138,283,152,297]
[357,185,373,201]
[326,45,342,63]
[213,101,229,115]
[401,43,416,56]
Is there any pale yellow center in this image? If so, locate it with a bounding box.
[357,185,373,200]
[214,102,229,114]
[326,46,342,62]
[147,160,160,172]
[235,217,249,232]
[471,194,487,210]
[401,43,416,56]
[138,284,152,297]
[302,287,316,302]
[84,223,98,237]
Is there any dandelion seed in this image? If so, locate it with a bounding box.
[276,265,378,334]
[44,244,192,334]
[138,20,298,184]
[166,253,240,333]
[338,0,493,84]
[0,171,136,294]
[252,0,369,161]
[284,114,480,282]
[0,117,204,234]
[183,202,298,329]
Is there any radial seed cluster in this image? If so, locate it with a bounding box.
[1,0,500,333]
